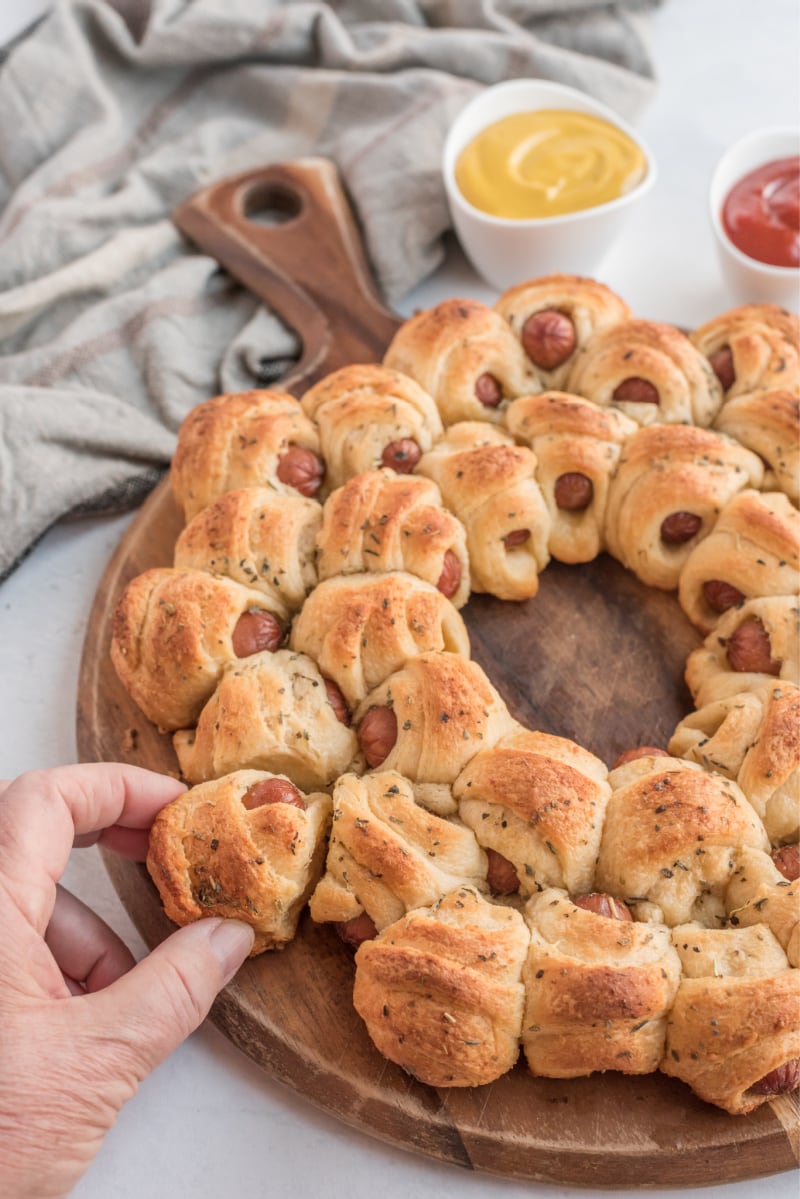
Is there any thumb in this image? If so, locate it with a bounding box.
[87,918,254,1079]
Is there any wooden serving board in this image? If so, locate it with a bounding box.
[76,159,799,1187]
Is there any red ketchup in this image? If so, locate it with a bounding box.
[722,156,800,268]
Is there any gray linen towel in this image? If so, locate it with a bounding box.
[0,0,660,580]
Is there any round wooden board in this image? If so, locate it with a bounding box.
[76,475,800,1188]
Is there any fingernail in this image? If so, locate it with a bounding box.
[207,920,255,983]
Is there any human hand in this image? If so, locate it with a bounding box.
[0,763,254,1199]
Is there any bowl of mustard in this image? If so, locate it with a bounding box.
[443,79,656,289]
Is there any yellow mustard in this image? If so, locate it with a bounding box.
[455,109,647,220]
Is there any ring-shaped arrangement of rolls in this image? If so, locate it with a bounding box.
[110,278,800,1117]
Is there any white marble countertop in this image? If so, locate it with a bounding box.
[1,1,798,1196]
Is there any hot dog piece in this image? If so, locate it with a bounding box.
[521,309,577,370]
[475,372,503,408]
[486,848,520,895]
[572,892,633,921]
[554,472,594,512]
[612,377,659,406]
[381,438,421,474]
[335,912,378,949]
[726,618,782,675]
[324,677,351,727]
[232,609,283,657]
[358,707,398,768]
[613,746,669,769]
[703,579,746,614]
[242,778,306,810]
[503,528,531,549]
[276,445,325,497]
[750,1059,800,1096]
[660,511,702,545]
[436,550,462,599]
[709,345,736,392]
[771,844,800,882]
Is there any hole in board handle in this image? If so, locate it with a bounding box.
[241,181,303,228]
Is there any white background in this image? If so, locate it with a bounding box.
[1,1,799,1197]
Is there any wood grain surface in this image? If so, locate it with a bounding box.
[76,159,799,1187]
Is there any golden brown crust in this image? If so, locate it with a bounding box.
[417,422,551,600]
[522,889,681,1078]
[174,487,321,617]
[316,470,470,608]
[685,596,800,707]
[604,425,763,589]
[171,390,322,522]
[383,298,541,425]
[110,567,284,730]
[505,391,637,563]
[691,304,800,399]
[726,849,800,966]
[289,571,470,708]
[713,389,800,504]
[353,887,529,1086]
[453,729,610,896]
[146,770,331,953]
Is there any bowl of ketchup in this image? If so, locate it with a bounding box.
[710,126,800,310]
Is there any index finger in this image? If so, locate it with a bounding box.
[0,763,185,933]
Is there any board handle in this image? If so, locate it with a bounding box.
[173,158,402,394]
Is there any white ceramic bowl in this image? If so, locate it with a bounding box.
[709,126,800,310]
[442,79,656,291]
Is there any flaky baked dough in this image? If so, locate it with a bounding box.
[604,425,763,590]
[684,595,800,707]
[173,650,359,790]
[495,273,631,389]
[505,392,637,563]
[110,567,284,731]
[147,770,331,953]
[316,469,470,609]
[174,487,321,618]
[726,848,800,967]
[661,923,800,1114]
[691,304,800,400]
[597,755,768,926]
[308,770,487,929]
[713,389,800,505]
[171,390,322,522]
[669,682,800,844]
[353,886,529,1087]
[299,364,442,490]
[522,889,681,1078]
[417,422,551,601]
[453,729,610,896]
[290,571,469,709]
[383,297,540,425]
[566,319,723,427]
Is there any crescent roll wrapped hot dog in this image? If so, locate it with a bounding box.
[353,652,518,816]
[661,923,800,1114]
[596,755,769,927]
[670,682,800,845]
[353,886,530,1087]
[726,847,800,966]
[147,770,331,954]
[453,729,611,898]
[289,571,469,710]
[522,889,681,1078]
[604,425,763,590]
[308,771,487,939]
[505,392,637,563]
[691,303,800,401]
[383,297,540,425]
[299,364,442,489]
[110,567,286,731]
[713,389,800,505]
[677,490,800,634]
[174,487,321,618]
[171,390,324,522]
[566,320,723,427]
[495,273,631,389]
[685,595,800,707]
[417,422,551,601]
[173,649,358,791]
[316,470,470,609]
